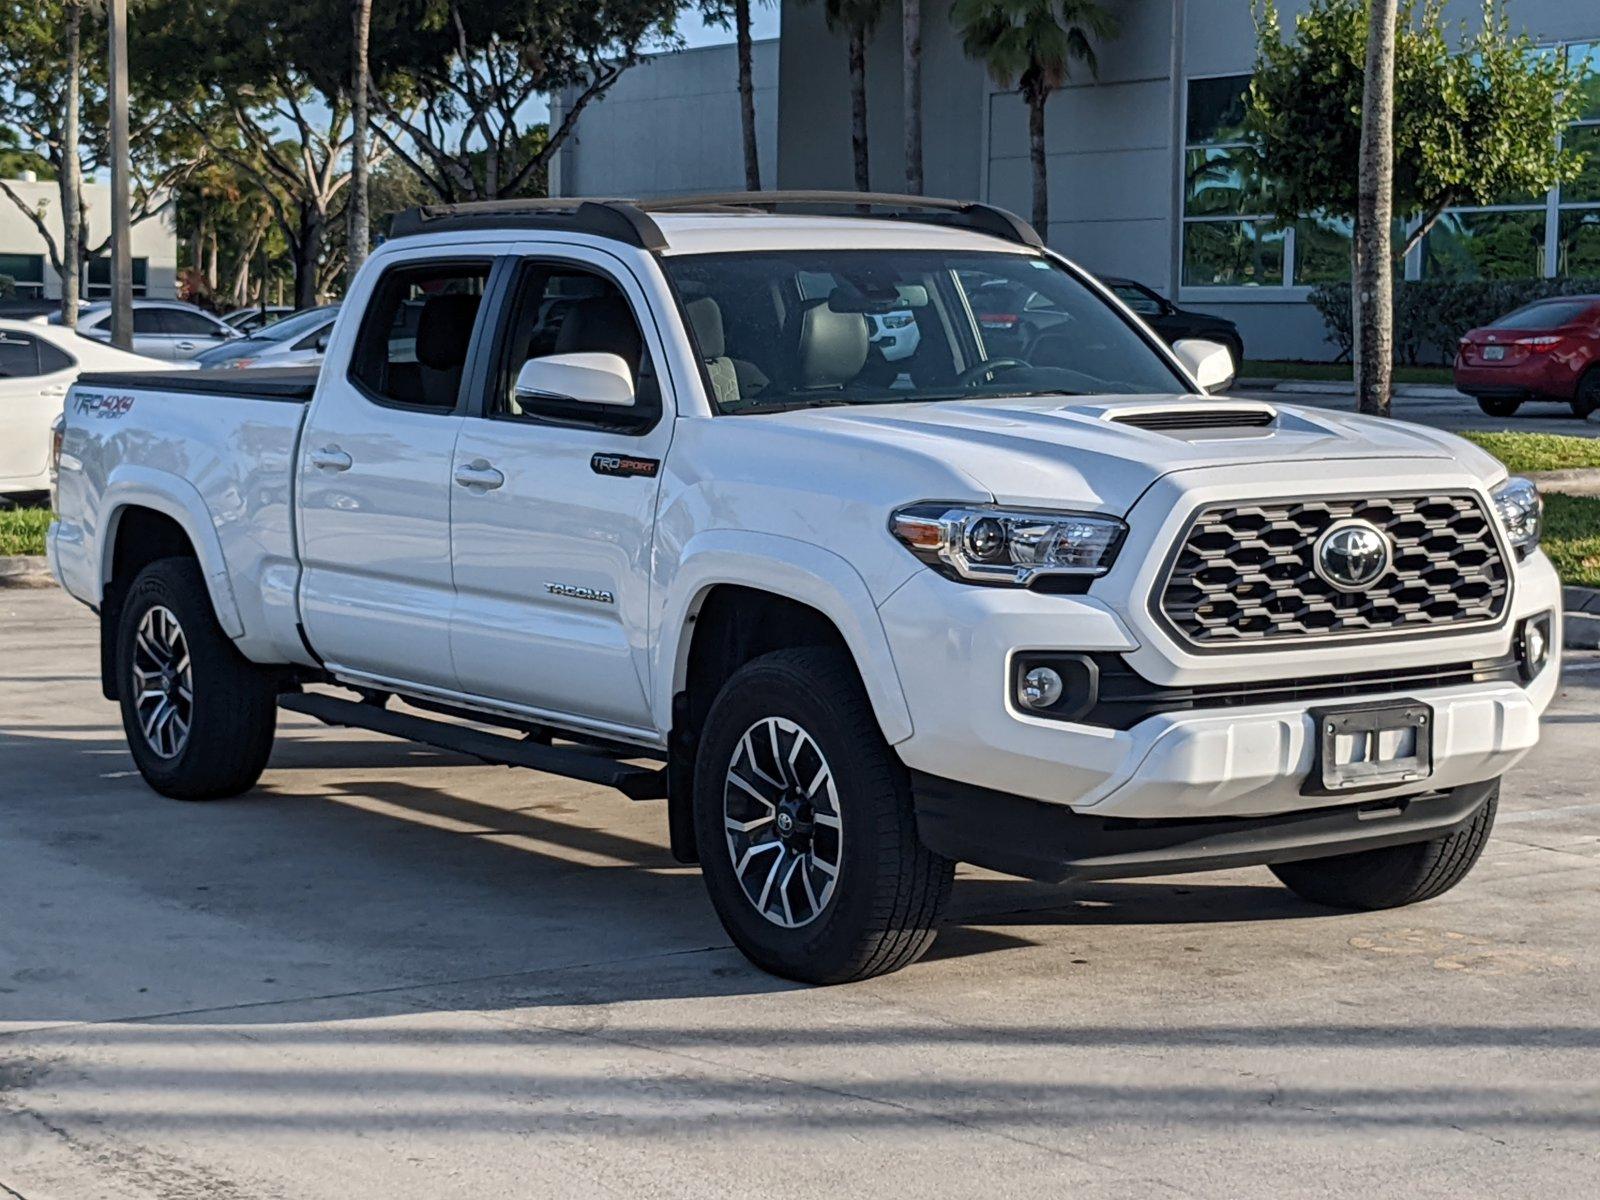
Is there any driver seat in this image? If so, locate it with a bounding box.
[784,299,869,392]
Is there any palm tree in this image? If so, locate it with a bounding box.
[951,0,1117,238]
[347,0,373,282]
[1356,0,1398,416]
[820,0,888,191]
[903,0,922,193]
[702,0,766,191]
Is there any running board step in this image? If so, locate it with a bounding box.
[279,692,669,800]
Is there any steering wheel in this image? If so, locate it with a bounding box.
[956,358,1030,387]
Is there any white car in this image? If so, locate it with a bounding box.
[193,305,338,370]
[49,193,1560,984]
[0,319,173,496]
[73,300,240,361]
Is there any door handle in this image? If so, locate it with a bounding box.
[454,459,505,491]
[309,446,353,471]
[175,341,196,351]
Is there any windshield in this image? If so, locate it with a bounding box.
[663,250,1185,414]
[244,305,337,343]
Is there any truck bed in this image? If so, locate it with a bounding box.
[76,366,318,403]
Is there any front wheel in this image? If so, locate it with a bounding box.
[1571,370,1600,420]
[693,647,954,983]
[116,557,278,800]
[1271,783,1498,910]
[1476,396,1522,418]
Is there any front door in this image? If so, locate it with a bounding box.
[448,248,676,735]
[0,330,73,489]
[296,253,496,691]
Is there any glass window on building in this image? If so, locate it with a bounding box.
[86,256,149,298]
[1423,210,1548,280]
[1182,76,1285,287]
[0,253,47,297]
[1556,43,1600,277]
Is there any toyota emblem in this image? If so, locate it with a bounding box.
[1314,520,1392,592]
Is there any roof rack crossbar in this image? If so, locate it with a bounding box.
[388,190,1042,250]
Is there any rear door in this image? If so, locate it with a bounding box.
[156,307,234,360]
[447,246,675,734]
[0,331,74,488]
[296,252,498,691]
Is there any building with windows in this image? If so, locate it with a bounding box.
[0,174,178,307]
[549,0,1599,360]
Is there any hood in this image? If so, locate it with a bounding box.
[781,393,1495,513]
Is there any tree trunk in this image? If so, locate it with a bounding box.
[347,0,374,283]
[1355,0,1398,417]
[849,27,870,192]
[206,230,218,292]
[1028,89,1049,240]
[293,206,325,310]
[59,0,83,325]
[735,0,761,191]
[902,0,922,194]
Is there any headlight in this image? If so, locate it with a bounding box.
[1492,476,1542,555]
[890,503,1127,587]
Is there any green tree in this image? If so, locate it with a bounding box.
[951,0,1118,239]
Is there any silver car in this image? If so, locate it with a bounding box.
[73,301,240,361]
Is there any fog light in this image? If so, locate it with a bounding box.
[1517,611,1553,682]
[1020,666,1065,709]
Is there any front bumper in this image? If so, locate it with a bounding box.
[911,774,1498,883]
[876,545,1562,822]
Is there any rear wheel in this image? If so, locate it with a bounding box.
[1571,369,1600,420]
[693,647,954,983]
[1270,784,1497,910]
[116,557,278,800]
[1476,396,1522,418]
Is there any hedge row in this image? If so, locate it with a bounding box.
[1309,278,1600,365]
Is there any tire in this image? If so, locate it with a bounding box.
[692,647,954,984]
[1270,783,1498,910]
[1476,396,1522,418]
[1571,369,1600,420]
[116,557,278,800]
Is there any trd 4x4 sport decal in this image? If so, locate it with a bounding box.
[591,453,660,479]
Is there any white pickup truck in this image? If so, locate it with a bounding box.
[50,193,1560,983]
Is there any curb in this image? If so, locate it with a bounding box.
[1246,380,1467,401]
[0,555,52,587]
[1528,468,1600,498]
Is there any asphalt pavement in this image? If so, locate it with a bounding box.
[2,584,1598,1199]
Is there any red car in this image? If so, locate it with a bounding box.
[1454,295,1600,419]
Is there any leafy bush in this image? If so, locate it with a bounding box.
[1310,278,1600,364]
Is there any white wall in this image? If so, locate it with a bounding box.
[0,177,178,299]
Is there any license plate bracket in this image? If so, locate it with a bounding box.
[1305,699,1434,796]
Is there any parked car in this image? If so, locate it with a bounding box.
[1100,277,1244,378]
[222,305,295,334]
[1453,296,1600,419]
[195,305,339,370]
[70,300,240,361]
[0,318,172,497]
[51,193,1558,984]
[867,309,921,362]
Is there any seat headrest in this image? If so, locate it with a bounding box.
[790,299,868,390]
[414,293,481,370]
[554,295,643,369]
[684,295,726,359]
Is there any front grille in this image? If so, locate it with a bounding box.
[1159,493,1510,647]
[1114,409,1275,431]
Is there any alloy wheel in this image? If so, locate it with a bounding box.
[131,605,193,760]
[723,716,843,928]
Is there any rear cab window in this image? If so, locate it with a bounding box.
[348,260,492,411]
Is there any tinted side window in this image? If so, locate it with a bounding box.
[132,310,165,334]
[38,339,75,374]
[350,261,491,411]
[162,309,225,336]
[492,263,661,433]
[0,332,41,377]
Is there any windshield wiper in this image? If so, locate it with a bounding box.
[725,398,859,416]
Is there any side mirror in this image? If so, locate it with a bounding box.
[514,352,635,408]
[1172,338,1236,393]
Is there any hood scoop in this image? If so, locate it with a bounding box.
[1108,402,1277,433]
